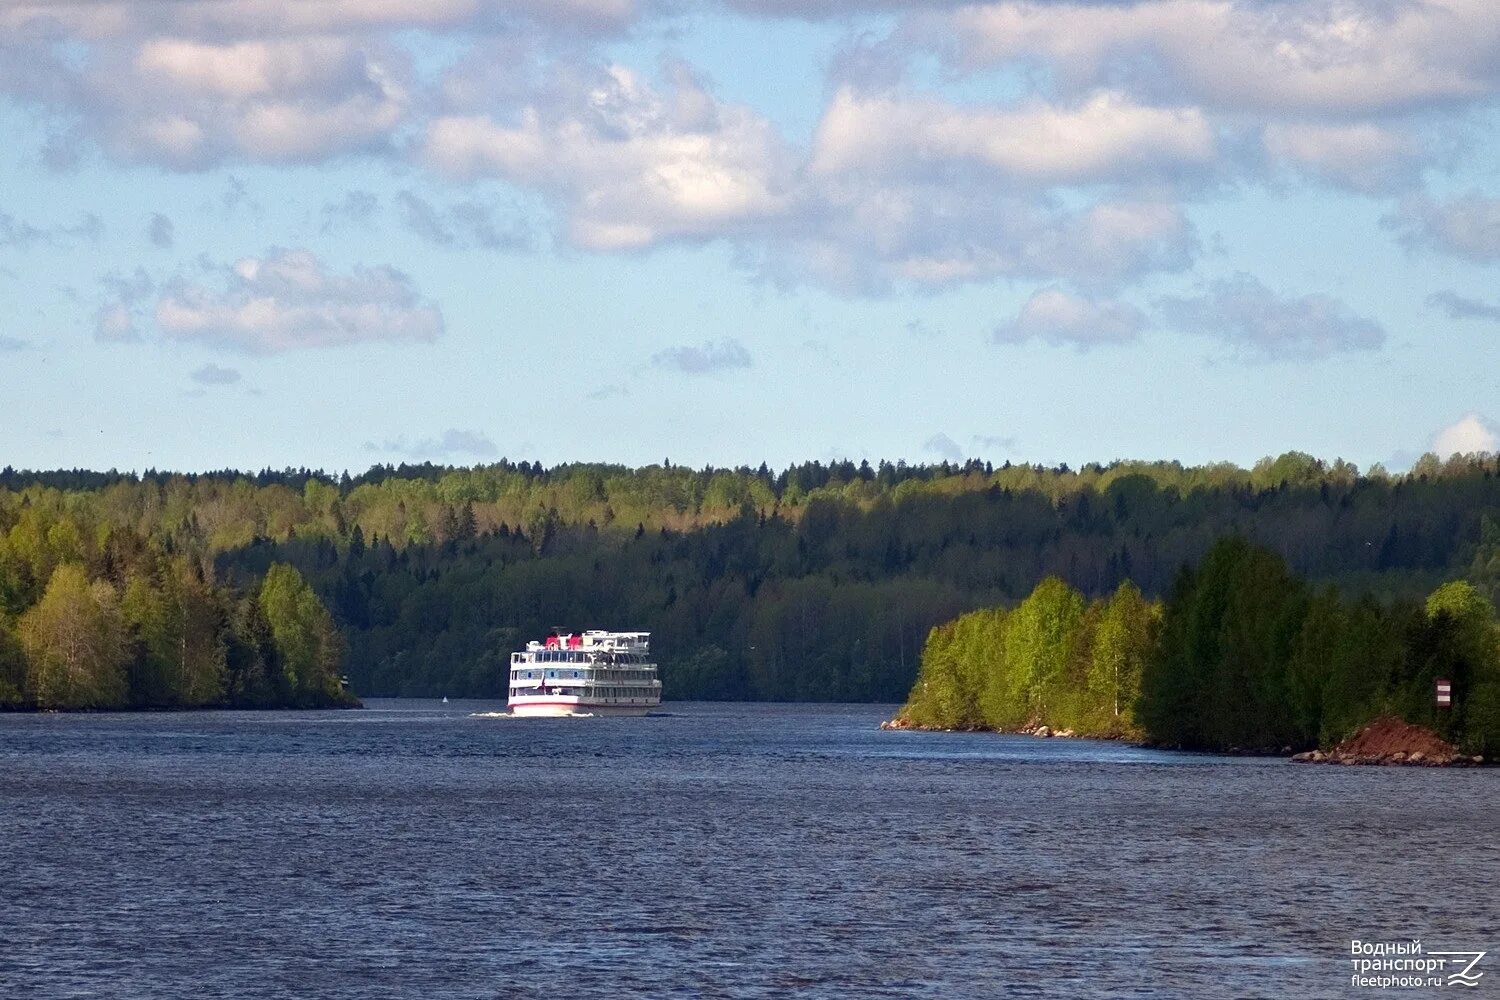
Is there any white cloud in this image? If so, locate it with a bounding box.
[651,338,753,374]
[93,266,154,342]
[1387,193,1500,263]
[422,63,794,249]
[1432,413,1499,457]
[729,0,967,15]
[7,32,410,168]
[320,190,380,233]
[94,302,138,342]
[922,0,1500,116]
[812,88,1216,184]
[767,191,1196,293]
[155,247,444,352]
[1262,122,1418,192]
[4,5,1213,296]
[424,57,1201,290]
[366,428,500,460]
[1427,290,1500,322]
[396,191,532,251]
[0,212,103,249]
[190,363,241,385]
[17,0,1474,305]
[0,0,635,40]
[133,37,405,165]
[995,287,1146,349]
[147,212,174,247]
[0,0,637,173]
[972,433,1018,452]
[1157,273,1385,360]
[922,432,964,461]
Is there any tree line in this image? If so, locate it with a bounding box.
[0,515,351,710]
[898,538,1500,754]
[3,451,1500,705]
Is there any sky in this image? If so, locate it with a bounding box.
[0,0,1498,474]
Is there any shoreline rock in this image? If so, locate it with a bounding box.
[883,713,1487,766]
[1290,717,1485,767]
[880,717,1115,741]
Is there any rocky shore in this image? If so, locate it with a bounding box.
[883,712,1489,767]
[1290,717,1485,767]
[879,717,1091,739]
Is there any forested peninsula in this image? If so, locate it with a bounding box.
[893,539,1500,756]
[3,451,1500,713]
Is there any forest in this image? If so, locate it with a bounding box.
[3,450,1500,708]
[897,538,1500,754]
[0,509,352,711]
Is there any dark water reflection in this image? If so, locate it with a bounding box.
[1,701,1495,998]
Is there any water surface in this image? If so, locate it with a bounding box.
[1,701,1495,998]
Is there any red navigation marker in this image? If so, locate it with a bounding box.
[1435,678,1452,708]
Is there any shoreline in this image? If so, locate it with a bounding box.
[881,715,1489,766]
[880,717,1138,744]
[0,698,364,715]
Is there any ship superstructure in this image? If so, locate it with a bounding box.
[506,630,662,717]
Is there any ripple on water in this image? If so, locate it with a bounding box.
[0,700,1496,1000]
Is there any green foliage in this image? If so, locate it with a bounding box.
[905,539,1500,755]
[17,564,129,708]
[4,450,1500,706]
[900,579,1158,737]
[1136,540,1500,752]
[1138,539,1311,749]
[223,594,280,708]
[0,519,349,711]
[1417,582,1499,749]
[997,577,1085,722]
[901,609,1007,730]
[1425,581,1496,674]
[0,614,26,706]
[1087,581,1159,732]
[260,563,346,706]
[1465,682,1500,755]
[122,572,177,706]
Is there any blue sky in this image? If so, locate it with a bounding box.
[1,0,1498,474]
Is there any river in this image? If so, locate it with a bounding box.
[1,700,1495,998]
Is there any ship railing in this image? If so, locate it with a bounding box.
[512,652,658,664]
[508,683,657,692]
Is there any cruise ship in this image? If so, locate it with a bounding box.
[506,630,663,717]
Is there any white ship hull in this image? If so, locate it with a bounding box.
[506,630,661,719]
[508,697,658,718]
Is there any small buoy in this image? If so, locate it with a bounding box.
[442,696,449,704]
